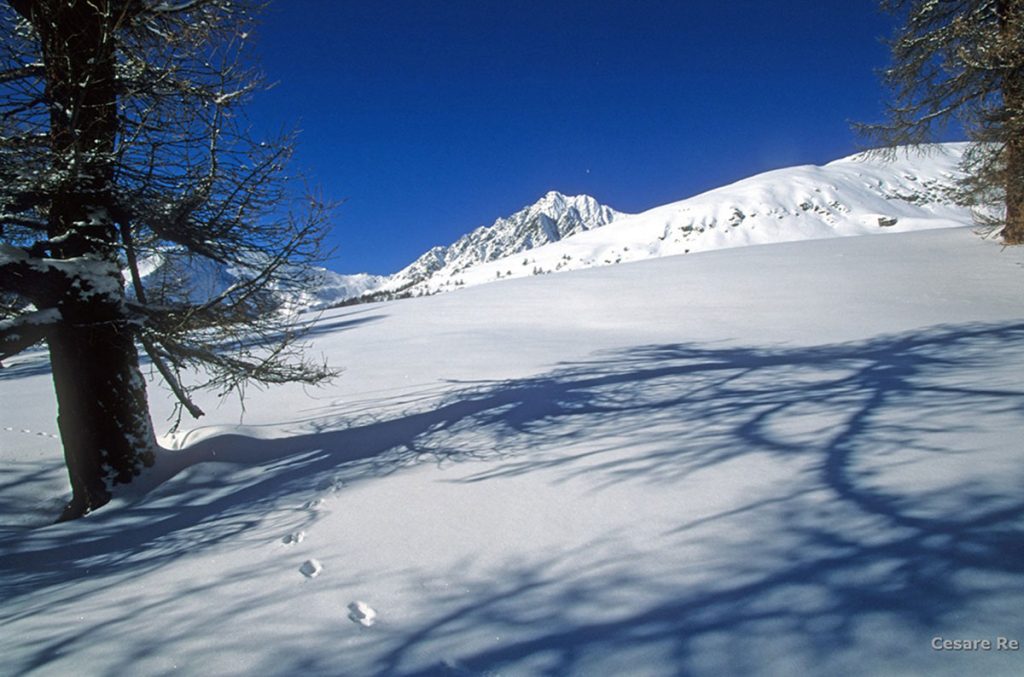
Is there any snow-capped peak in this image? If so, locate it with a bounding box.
[396,142,973,296]
[214,143,973,309]
[377,191,625,296]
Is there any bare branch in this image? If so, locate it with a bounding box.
[0,61,41,84]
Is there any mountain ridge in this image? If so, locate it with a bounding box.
[327,142,971,304]
[142,144,975,310]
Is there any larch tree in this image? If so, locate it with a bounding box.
[0,0,335,521]
[864,0,1024,243]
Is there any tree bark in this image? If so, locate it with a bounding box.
[1006,138,1024,244]
[998,0,1024,244]
[26,0,158,520]
[50,319,156,521]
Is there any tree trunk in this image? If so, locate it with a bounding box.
[50,321,156,521]
[1006,140,1024,244]
[998,0,1024,244]
[26,0,158,520]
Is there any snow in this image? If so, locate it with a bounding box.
[0,242,30,264]
[324,143,973,303]
[2,210,1024,671]
[414,144,972,294]
[348,600,378,627]
[299,558,323,578]
[0,307,61,334]
[120,145,972,312]
[25,253,124,301]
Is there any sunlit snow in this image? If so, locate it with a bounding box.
[1,153,1023,675]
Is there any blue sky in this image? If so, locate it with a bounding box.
[247,1,953,274]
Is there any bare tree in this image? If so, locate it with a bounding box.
[0,0,335,521]
[863,0,1024,243]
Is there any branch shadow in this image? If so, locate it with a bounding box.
[3,321,1024,674]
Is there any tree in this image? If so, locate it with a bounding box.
[0,0,335,521]
[864,0,1024,243]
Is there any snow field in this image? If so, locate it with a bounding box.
[1,227,1023,675]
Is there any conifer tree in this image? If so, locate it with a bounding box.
[865,0,1024,243]
[0,0,334,520]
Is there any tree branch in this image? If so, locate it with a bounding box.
[140,335,205,418]
[0,62,43,84]
[0,307,58,360]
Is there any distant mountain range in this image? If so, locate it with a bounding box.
[321,143,971,305]
[141,143,974,310]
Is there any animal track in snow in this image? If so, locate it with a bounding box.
[1,426,58,439]
[281,531,305,545]
[347,601,377,627]
[299,559,323,578]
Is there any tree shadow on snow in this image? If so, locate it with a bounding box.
[3,321,1024,674]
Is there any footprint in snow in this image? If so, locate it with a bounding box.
[4,426,60,438]
[347,601,377,627]
[303,498,324,510]
[281,531,305,545]
[299,559,322,578]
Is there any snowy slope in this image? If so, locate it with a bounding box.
[328,143,971,301]
[412,144,972,293]
[135,145,970,308]
[377,190,624,296]
[134,191,623,310]
[135,248,387,312]
[2,227,1024,676]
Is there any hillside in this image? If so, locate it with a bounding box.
[330,143,972,302]
[135,145,972,309]
[410,144,972,294]
[2,226,1023,675]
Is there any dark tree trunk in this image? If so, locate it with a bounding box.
[25,0,157,520]
[50,320,156,521]
[1006,139,1024,244]
[998,0,1024,244]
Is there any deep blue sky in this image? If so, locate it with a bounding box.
[246,1,948,274]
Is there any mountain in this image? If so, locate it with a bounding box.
[330,143,972,304]
[374,191,624,298]
[399,144,973,296]
[133,247,388,313]
[138,144,973,310]
[134,191,623,311]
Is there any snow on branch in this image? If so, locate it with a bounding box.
[0,307,59,360]
[146,0,212,13]
[0,62,43,84]
[0,243,123,304]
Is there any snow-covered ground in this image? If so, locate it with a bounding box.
[2,227,1024,675]
[343,143,973,301]
[422,144,971,294]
